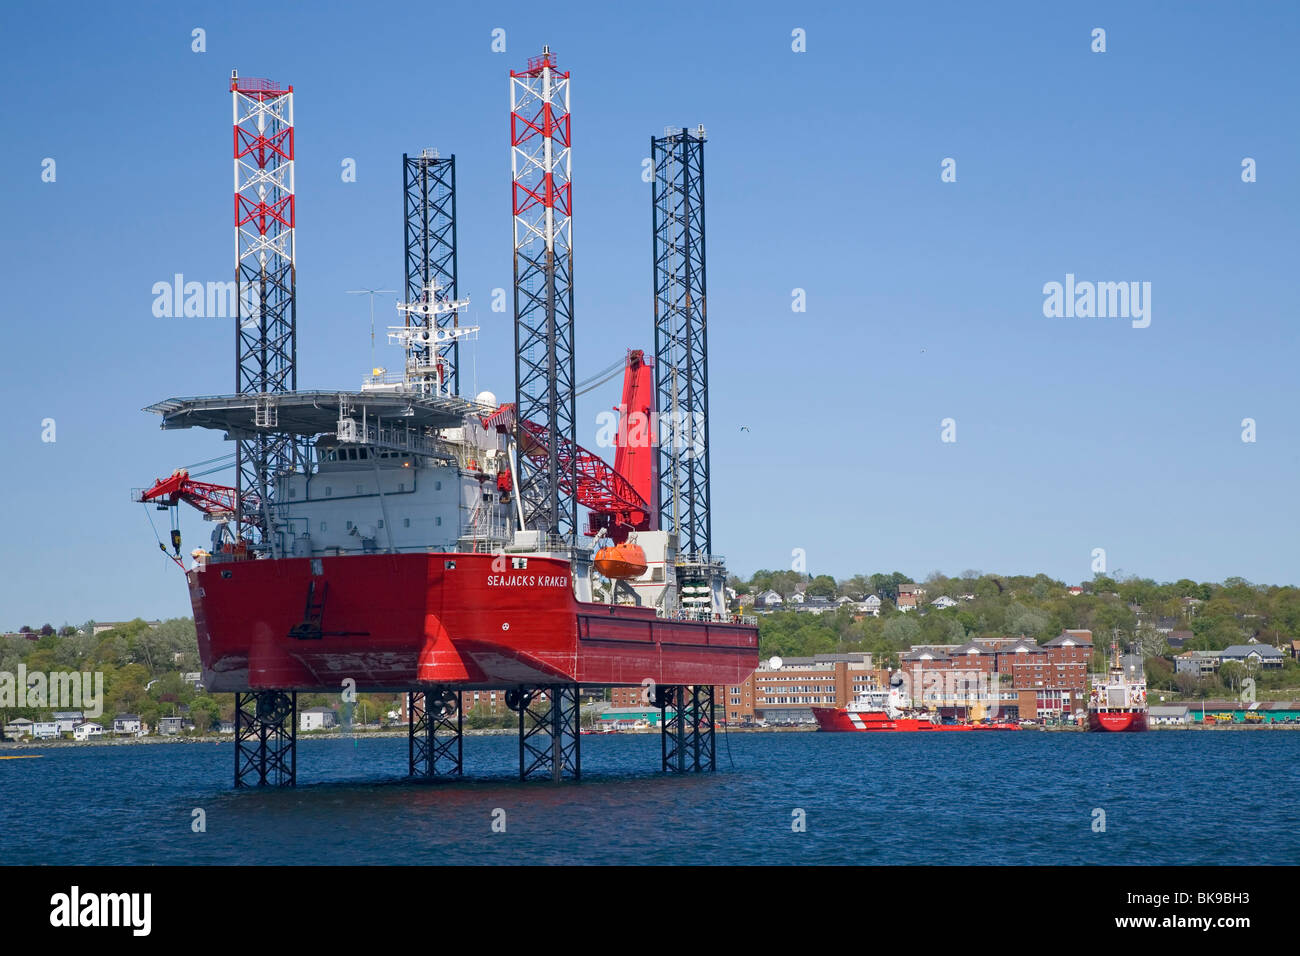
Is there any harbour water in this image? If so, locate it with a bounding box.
[2,731,1296,865]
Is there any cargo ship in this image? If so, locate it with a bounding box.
[1087,638,1148,732]
[812,674,1021,732]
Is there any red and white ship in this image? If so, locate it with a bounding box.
[141,352,757,694]
[137,61,757,706]
[812,674,1020,732]
[1087,638,1148,732]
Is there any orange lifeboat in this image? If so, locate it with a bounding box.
[594,540,648,579]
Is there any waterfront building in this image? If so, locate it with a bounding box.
[596,706,672,730]
[157,716,184,736]
[3,718,34,738]
[299,707,338,731]
[1149,704,1192,726]
[112,714,142,735]
[72,721,103,741]
[52,711,83,734]
[729,653,884,725]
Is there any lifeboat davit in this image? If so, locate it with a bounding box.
[594,541,648,579]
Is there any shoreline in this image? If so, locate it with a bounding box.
[4,721,1297,750]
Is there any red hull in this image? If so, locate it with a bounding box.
[812,707,1020,732]
[1087,710,1148,732]
[189,552,757,692]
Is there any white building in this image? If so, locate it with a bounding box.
[930,596,958,609]
[32,721,59,739]
[858,595,882,617]
[73,721,104,741]
[300,707,338,731]
[3,718,34,738]
[112,714,143,735]
[755,590,784,608]
[53,711,83,734]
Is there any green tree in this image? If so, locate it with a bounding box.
[882,615,921,647]
[805,574,836,598]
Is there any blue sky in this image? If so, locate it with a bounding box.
[1,1,1297,628]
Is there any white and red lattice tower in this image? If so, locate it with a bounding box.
[511,46,576,536]
[231,71,299,544]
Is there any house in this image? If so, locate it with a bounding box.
[855,595,882,618]
[896,583,924,612]
[1219,644,1285,670]
[1066,586,1083,596]
[3,718,34,738]
[754,589,784,608]
[300,707,338,731]
[217,719,235,734]
[788,591,805,604]
[930,596,958,610]
[73,721,103,741]
[1174,650,1220,677]
[158,716,184,736]
[32,721,59,739]
[795,596,836,615]
[182,672,204,690]
[1167,630,1194,650]
[1291,640,1300,660]
[112,714,143,735]
[53,711,83,734]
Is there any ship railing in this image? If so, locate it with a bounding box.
[657,608,756,626]
[335,417,451,460]
[675,551,725,567]
[362,370,413,388]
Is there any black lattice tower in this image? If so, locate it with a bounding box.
[511,48,576,536]
[652,126,711,557]
[402,150,460,392]
[232,72,300,542]
[234,691,297,787]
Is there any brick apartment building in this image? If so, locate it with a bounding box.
[721,653,887,724]
[897,631,1094,720]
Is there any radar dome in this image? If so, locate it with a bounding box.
[476,390,498,407]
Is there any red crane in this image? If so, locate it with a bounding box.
[485,350,657,542]
[135,470,259,527]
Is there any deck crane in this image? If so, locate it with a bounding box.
[134,470,257,558]
[483,349,658,544]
